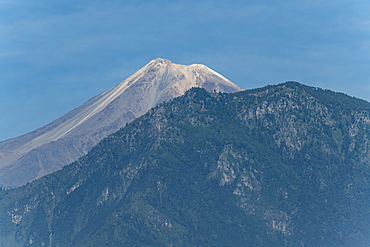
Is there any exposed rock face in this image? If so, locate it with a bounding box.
[0,58,241,187]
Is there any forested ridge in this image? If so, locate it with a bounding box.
[1,82,369,246]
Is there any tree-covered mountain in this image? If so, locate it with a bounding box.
[1,82,369,246]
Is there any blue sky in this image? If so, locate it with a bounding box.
[1,0,370,141]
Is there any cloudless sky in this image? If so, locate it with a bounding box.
[1,0,370,141]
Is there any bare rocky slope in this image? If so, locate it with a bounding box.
[0,58,241,187]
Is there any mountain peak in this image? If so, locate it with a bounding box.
[149,57,172,65]
[0,58,242,187]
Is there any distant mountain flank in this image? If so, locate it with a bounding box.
[1,82,369,246]
[0,58,241,187]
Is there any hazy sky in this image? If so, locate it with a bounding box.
[1,0,370,141]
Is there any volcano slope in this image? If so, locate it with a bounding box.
[0,58,241,188]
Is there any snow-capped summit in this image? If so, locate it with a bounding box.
[0,58,242,187]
